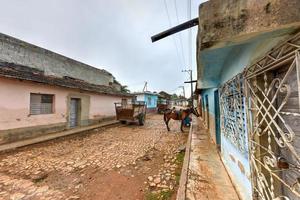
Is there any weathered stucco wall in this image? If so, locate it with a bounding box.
[90,94,129,119]
[198,27,297,88]
[196,1,300,199]
[198,0,300,47]
[0,77,129,144]
[221,136,252,200]
[0,33,113,86]
[0,78,67,131]
[201,89,217,143]
[201,87,252,200]
[197,0,300,89]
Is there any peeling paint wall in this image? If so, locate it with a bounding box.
[221,136,252,199]
[198,34,294,200]
[200,88,218,144]
[198,0,300,47]
[201,87,252,200]
[198,28,298,89]
[197,0,300,199]
[197,0,300,89]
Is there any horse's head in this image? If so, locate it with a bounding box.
[189,107,200,117]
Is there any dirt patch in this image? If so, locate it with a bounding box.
[80,170,144,200]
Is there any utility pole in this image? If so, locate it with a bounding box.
[182,69,193,106]
[142,81,148,92]
[178,86,185,98]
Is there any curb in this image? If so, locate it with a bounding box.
[0,120,120,152]
[176,116,194,200]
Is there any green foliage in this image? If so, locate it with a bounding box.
[171,93,178,100]
[145,190,173,200]
[121,85,130,93]
[175,151,185,185]
[176,151,185,164]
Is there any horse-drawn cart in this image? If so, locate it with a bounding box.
[114,101,146,125]
[157,103,169,114]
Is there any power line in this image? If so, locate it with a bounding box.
[163,0,184,69]
[173,0,186,67]
[187,0,192,70]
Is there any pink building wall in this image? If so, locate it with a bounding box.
[0,77,129,131]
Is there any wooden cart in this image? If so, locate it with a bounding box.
[157,100,170,114]
[157,103,169,114]
[114,101,146,125]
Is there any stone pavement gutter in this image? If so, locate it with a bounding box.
[177,117,240,200]
[176,116,193,200]
[0,120,119,152]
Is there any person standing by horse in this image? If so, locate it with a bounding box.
[163,107,200,132]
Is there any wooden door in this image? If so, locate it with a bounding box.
[69,98,80,128]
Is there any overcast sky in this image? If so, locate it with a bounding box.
[0,0,206,97]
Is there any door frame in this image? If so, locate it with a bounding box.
[69,98,81,128]
[214,90,221,149]
[205,95,209,128]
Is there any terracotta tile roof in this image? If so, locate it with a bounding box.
[0,62,132,97]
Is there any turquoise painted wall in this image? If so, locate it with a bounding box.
[201,87,252,200]
[201,88,216,115]
[199,28,295,89]
[135,93,158,109]
[198,30,296,200]
[201,88,218,141]
[144,94,158,108]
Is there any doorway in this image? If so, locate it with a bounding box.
[69,98,81,128]
[214,90,221,148]
[205,95,209,128]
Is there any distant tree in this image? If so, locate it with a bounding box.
[159,91,172,100]
[171,93,178,99]
[121,85,130,93]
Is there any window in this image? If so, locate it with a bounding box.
[219,74,247,153]
[147,97,152,105]
[30,93,54,115]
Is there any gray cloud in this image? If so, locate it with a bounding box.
[0,0,206,96]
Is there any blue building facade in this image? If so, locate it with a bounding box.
[196,1,300,199]
[135,92,158,112]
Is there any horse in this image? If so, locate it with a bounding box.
[163,107,200,132]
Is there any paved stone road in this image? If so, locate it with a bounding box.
[0,114,187,200]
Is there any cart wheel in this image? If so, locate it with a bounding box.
[138,114,145,126]
[120,120,126,124]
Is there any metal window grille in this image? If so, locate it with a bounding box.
[244,33,300,200]
[30,93,54,115]
[220,73,247,153]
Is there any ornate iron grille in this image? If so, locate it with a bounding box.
[244,33,300,200]
[220,73,247,153]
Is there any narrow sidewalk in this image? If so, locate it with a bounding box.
[0,120,119,152]
[186,118,240,200]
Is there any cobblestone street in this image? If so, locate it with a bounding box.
[0,114,187,200]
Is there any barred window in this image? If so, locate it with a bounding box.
[30,93,54,115]
[220,74,247,153]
